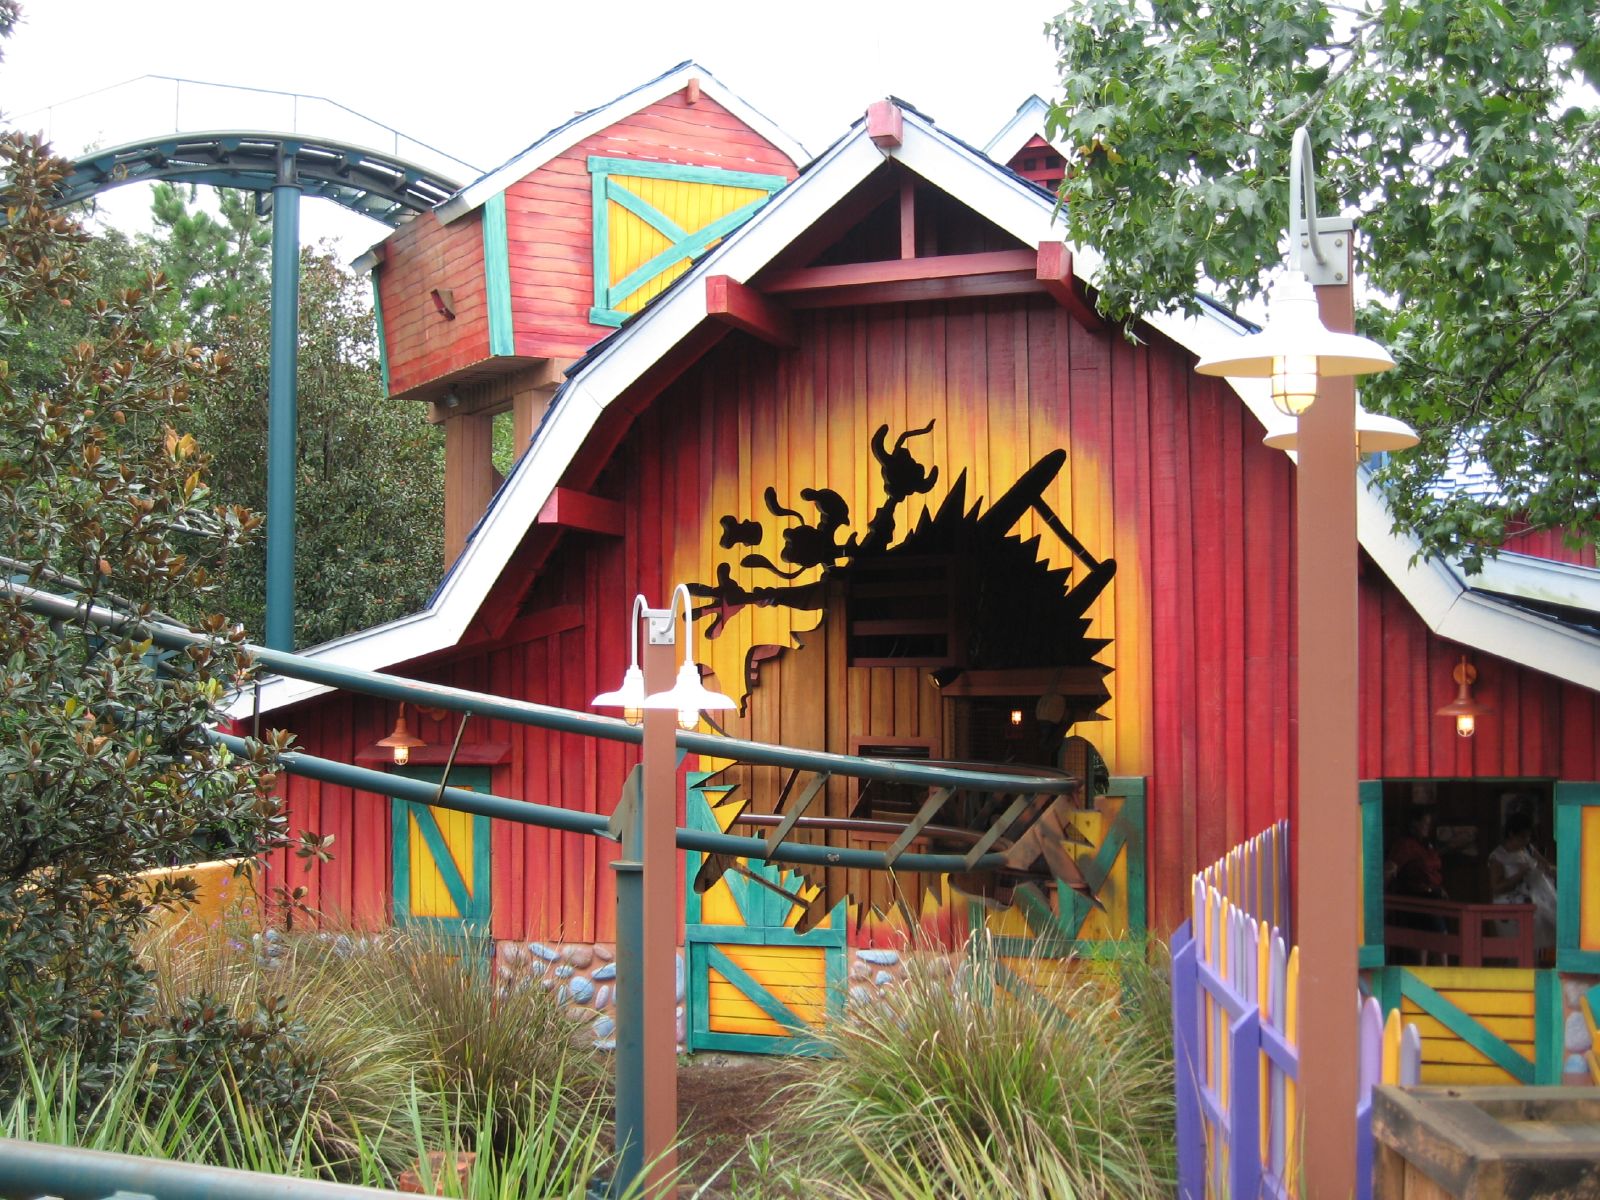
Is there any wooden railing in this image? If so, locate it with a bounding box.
[1174,828,1420,1200]
[1382,896,1534,967]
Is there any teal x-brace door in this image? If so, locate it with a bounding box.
[392,765,492,937]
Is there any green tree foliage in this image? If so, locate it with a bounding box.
[1047,0,1600,565]
[0,130,283,1091]
[142,186,444,646]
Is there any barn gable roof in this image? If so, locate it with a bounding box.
[434,61,808,225]
[237,97,1600,716]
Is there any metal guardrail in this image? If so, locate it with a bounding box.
[0,1137,407,1200]
[9,582,1076,873]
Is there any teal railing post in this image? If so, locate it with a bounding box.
[611,780,645,1193]
[265,149,302,651]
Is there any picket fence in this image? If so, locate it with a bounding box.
[1173,821,1420,1200]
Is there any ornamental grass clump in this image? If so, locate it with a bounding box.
[790,937,1175,1199]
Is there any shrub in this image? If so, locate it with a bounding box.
[787,936,1176,1199]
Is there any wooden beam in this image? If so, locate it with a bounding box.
[764,249,1038,293]
[536,487,624,537]
[500,603,583,645]
[1036,241,1104,329]
[777,271,1046,310]
[685,77,701,105]
[933,666,1109,698]
[705,275,796,348]
[899,178,916,260]
[866,100,903,149]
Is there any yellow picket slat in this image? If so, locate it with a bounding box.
[1401,991,1534,1018]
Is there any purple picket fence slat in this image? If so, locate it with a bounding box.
[1175,820,1396,1200]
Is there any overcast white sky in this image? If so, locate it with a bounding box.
[2,0,1066,258]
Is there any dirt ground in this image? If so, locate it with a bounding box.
[674,1053,814,1196]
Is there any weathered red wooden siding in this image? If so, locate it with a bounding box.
[267,291,1600,943]
[1500,519,1597,567]
[502,91,798,360]
[376,211,490,398]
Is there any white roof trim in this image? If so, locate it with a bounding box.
[234,101,1600,717]
[434,63,809,225]
[1454,549,1600,612]
[982,95,1071,163]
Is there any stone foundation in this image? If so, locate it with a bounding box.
[496,940,685,1051]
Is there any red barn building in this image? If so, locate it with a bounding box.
[242,65,1600,1071]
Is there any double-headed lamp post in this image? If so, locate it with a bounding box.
[1195,126,1416,1197]
[593,585,735,1196]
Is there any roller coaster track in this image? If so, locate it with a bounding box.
[59,130,463,227]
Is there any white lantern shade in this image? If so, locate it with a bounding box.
[1261,406,1420,455]
[592,664,648,726]
[1195,274,1395,415]
[643,659,736,730]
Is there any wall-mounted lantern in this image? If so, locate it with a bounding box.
[376,703,428,765]
[1436,653,1490,738]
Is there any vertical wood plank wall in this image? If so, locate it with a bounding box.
[269,292,1600,942]
[375,210,490,397]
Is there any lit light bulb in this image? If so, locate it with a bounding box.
[677,708,699,731]
[1009,709,1024,727]
[393,743,410,765]
[623,706,643,727]
[1455,714,1475,738]
[1271,355,1319,416]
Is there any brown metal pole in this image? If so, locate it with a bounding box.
[1298,237,1360,1197]
[641,626,679,1194]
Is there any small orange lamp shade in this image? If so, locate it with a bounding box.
[376,704,427,765]
[1435,654,1490,738]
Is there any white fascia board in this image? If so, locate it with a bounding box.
[435,63,809,225]
[981,95,1070,161]
[1454,549,1600,613]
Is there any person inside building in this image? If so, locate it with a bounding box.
[1488,806,1557,956]
[1385,806,1446,963]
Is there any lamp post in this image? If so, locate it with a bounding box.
[1196,126,1414,1196]
[593,586,735,1196]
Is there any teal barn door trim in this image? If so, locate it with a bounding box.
[392,764,493,939]
[1556,781,1600,972]
[481,193,515,357]
[684,772,845,1056]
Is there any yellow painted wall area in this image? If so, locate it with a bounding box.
[137,858,257,939]
[708,944,829,1036]
[1400,967,1535,1086]
[607,177,771,315]
[409,806,475,919]
[669,314,1151,782]
[1583,807,1600,951]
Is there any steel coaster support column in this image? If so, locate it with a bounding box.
[265,151,302,651]
[1297,234,1360,1197]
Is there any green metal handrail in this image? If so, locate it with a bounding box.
[12,582,1074,797]
[0,1137,406,1200]
[8,582,1072,873]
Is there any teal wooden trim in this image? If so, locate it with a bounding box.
[587,156,789,192]
[1059,805,1133,938]
[685,922,841,948]
[605,178,688,243]
[690,1029,830,1056]
[1359,780,1385,962]
[589,166,610,325]
[1107,777,1148,937]
[1556,949,1600,972]
[824,936,847,1019]
[604,196,769,310]
[705,944,806,1031]
[686,942,710,1052]
[369,270,390,395]
[683,773,719,926]
[588,306,627,327]
[1372,966,1401,1016]
[481,193,514,357]
[1554,782,1599,958]
[410,805,474,918]
[392,767,492,931]
[1398,969,1534,1083]
[391,792,411,922]
[1358,944,1387,970]
[1534,969,1563,1085]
